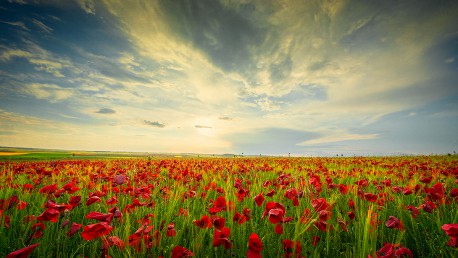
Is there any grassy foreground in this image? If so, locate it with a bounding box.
[0,155,457,257]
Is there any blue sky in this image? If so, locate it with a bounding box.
[0,0,457,156]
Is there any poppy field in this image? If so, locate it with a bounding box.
[1,156,457,257]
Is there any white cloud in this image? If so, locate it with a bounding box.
[22,83,74,102]
[298,133,379,146]
[31,18,53,33]
[75,0,96,14]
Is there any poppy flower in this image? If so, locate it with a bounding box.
[167,222,176,237]
[193,215,212,228]
[274,224,283,234]
[385,216,404,230]
[395,247,413,258]
[37,208,60,223]
[3,215,10,228]
[312,235,320,247]
[213,227,231,249]
[347,211,356,220]
[209,196,227,214]
[442,224,458,247]
[68,196,81,208]
[85,196,101,206]
[102,236,125,250]
[363,193,378,203]
[39,184,58,195]
[213,217,226,230]
[171,245,194,258]
[233,212,248,225]
[282,239,302,258]
[247,233,262,258]
[254,193,265,207]
[113,175,127,185]
[31,222,45,238]
[86,211,114,223]
[376,243,394,258]
[6,243,39,258]
[311,198,331,213]
[106,196,118,205]
[81,222,113,241]
[17,201,27,210]
[406,205,419,218]
[67,222,82,237]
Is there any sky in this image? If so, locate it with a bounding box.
[0,0,457,156]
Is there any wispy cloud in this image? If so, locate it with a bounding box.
[195,125,212,129]
[298,134,380,146]
[0,20,29,31]
[144,120,165,128]
[21,83,73,102]
[31,18,52,33]
[95,108,115,114]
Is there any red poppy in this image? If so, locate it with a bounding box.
[385,216,404,230]
[348,198,355,209]
[67,222,82,237]
[17,201,27,210]
[86,211,114,223]
[274,224,283,234]
[347,211,356,220]
[311,198,331,213]
[406,205,419,218]
[282,239,302,258]
[213,227,231,249]
[85,196,101,206]
[103,236,125,250]
[363,193,378,203]
[209,196,227,214]
[31,222,45,239]
[212,217,226,230]
[247,233,263,258]
[68,195,81,208]
[37,208,60,223]
[376,243,394,258]
[39,184,58,195]
[254,193,265,207]
[167,222,176,237]
[442,224,458,237]
[427,182,445,203]
[6,243,39,258]
[106,196,118,205]
[395,247,413,258]
[284,188,299,206]
[171,245,194,258]
[193,215,212,228]
[81,222,113,241]
[268,208,285,224]
[113,175,127,185]
[233,211,248,224]
[450,188,458,198]
[312,235,320,247]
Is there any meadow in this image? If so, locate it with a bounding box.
[1,155,457,257]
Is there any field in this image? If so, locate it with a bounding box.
[1,155,457,257]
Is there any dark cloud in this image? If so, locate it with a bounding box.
[195,125,212,129]
[95,108,115,114]
[144,120,165,128]
[269,55,293,83]
[218,116,233,121]
[158,0,266,73]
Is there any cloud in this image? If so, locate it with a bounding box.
[218,116,233,121]
[0,41,72,77]
[0,20,29,31]
[21,83,73,102]
[195,125,212,129]
[95,108,115,114]
[144,120,165,128]
[31,18,53,33]
[297,133,380,146]
[75,0,96,14]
